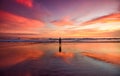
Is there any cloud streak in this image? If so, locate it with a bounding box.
[51,16,74,26]
[0,10,45,33]
[80,13,120,26]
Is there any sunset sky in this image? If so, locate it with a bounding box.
[0,0,120,38]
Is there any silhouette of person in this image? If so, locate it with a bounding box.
[59,38,61,44]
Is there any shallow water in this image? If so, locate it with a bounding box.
[0,42,120,76]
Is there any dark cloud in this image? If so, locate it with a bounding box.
[0,0,49,21]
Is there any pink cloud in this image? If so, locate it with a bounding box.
[51,16,74,26]
[16,0,33,8]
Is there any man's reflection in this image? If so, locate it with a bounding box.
[59,37,62,52]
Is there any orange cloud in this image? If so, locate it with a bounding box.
[51,16,74,26]
[0,10,45,33]
[16,0,33,8]
[81,13,120,26]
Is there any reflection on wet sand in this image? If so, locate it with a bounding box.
[54,52,74,63]
[54,38,74,63]
[0,49,43,68]
[82,52,120,65]
[59,37,62,53]
[0,43,120,76]
[3,71,31,76]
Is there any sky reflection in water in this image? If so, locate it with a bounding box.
[0,42,120,76]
